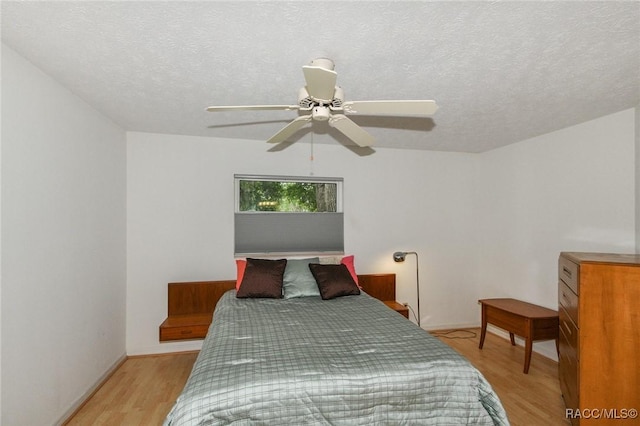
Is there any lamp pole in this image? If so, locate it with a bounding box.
[393,251,420,327]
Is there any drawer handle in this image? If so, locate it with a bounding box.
[562,291,571,304]
[563,266,572,278]
[562,321,572,336]
[180,330,193,335]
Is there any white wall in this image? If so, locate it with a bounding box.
[126,132,480,354]
[1,45,127,425]
[476,108,636,359]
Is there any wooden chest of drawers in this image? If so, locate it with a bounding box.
[558,252,640,425]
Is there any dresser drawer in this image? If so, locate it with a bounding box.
[559,341,579,413]
[558,281,578,326]
[558,256,579,294]
[559,306,578,359]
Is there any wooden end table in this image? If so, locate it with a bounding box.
[383,301,409,318]
[478,298,559,373]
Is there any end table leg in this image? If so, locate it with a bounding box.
[479,304,487,349]
[509,333,516,346]
[524,338,532,374]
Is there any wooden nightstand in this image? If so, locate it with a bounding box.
[383,301,409,318]
[159,313,212,341]
[159,280,236,342]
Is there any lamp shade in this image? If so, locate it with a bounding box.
[393,251,407,262]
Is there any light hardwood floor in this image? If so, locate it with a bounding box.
[65,351,198,425]
[66,329,568,425]
[432,328,569,425]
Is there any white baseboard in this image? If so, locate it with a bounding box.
[55,353,127,426]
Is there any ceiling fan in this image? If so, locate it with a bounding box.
[206,58,438,148]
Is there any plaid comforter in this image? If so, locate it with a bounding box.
[165,291,509,425]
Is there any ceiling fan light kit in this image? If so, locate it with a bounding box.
[207,58,438,148]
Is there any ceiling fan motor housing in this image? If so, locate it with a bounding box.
[312,106,330,121]
[299,86,344,111]
[331,86,344,109]
[298,87,314,110]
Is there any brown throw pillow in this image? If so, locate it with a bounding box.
[308,263,361,300]
[236,258,287,298]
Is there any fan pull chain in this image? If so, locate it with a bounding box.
[309,131,315,176]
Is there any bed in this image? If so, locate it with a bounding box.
[164,260,509,425]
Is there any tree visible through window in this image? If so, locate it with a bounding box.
[238,178,339,212]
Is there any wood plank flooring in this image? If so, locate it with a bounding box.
[432,328,569,425]
[66,329,568,425]
[64,352,198,425]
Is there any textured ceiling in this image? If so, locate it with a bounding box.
[2,1,639,153]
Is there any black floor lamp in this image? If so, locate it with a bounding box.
[393,251,420,327]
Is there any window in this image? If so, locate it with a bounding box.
[234,175,344,255]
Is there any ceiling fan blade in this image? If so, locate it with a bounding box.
[328,114,375,147]
[266,115,312,144]
[206,105,299,112]
[302,65,337,103]
[342,100,438,116]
